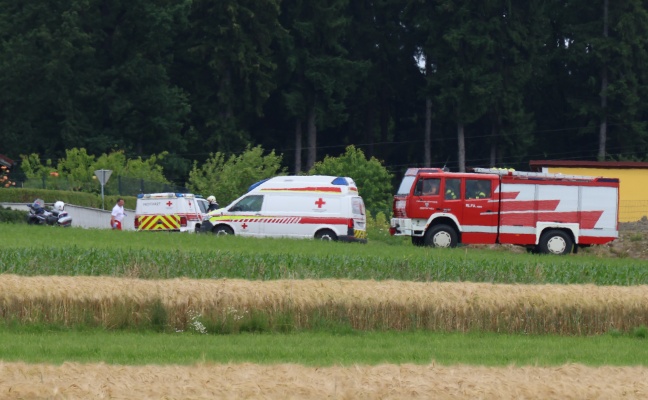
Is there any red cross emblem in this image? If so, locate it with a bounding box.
[315,198,326,208]
[166,201,173,207]
[242,222,248,229]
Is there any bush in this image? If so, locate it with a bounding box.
[309,145,393,217]
[187,145,286,206]
[20,148,170,195]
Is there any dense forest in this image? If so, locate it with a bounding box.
[1,0,648,185]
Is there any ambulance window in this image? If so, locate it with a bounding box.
[197,200,209,213]
[352,197,365,215]
[230,195,264,212]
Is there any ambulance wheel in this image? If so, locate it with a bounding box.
[212,225,234,236]
[424,224,458,248]
[315,229,338,241]
[538,230,572,255]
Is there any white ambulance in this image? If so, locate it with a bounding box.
[200,175,367,242]
[135,193,209,233]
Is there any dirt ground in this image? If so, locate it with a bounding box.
[475,219,648,260]
[584,218,648,260]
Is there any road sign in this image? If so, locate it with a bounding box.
[94,169,112,185]
[94,169,113,210]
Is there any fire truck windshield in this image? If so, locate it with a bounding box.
[396,176,416,195]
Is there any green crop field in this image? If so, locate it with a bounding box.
[2,224,648,285]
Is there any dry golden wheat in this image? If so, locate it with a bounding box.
[1,275,647,334]
[1,361,647,399]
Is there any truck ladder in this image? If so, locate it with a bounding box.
[472,167,598,181]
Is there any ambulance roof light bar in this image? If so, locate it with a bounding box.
[136,193,186,199]
[331,177,349,186]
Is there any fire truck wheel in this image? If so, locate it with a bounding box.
[212,225,234,236]
[538,230,573,255]
[424,224,458,248]
[315,229,338,241]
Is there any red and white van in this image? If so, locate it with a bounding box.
[200,175,367,242]
[135,193,209,233]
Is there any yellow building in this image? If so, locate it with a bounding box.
[529,160,648,222]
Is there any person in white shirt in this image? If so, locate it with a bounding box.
[110,198,126,230]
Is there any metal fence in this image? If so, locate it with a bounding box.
[17,176,189,197]
[619,200,648,222]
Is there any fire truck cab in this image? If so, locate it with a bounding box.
[390,168,619,255]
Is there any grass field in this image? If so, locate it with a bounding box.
[2,224,648,285]
[1,327,647,366]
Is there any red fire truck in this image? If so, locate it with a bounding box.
[390,167,619,255]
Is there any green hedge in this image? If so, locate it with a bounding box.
[0,188,137,209]
[0,205,27,223]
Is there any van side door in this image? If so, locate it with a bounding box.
[227,195,264,236]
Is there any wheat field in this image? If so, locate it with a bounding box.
[2,275,647,334]
[1,361,647,399]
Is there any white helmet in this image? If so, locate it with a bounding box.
[207,195,216,203]
[54,201,65,212]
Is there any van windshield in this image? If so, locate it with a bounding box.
[229,195,264,212]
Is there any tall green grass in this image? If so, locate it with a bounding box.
[2,224,647,285]
[0,326,646,366]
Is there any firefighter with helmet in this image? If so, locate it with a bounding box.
[445,180,459,200]
[474,181,487,198]
[467,181,488,199]
[207,195,220,212]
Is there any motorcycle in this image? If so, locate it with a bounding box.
[27,199,72,227]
